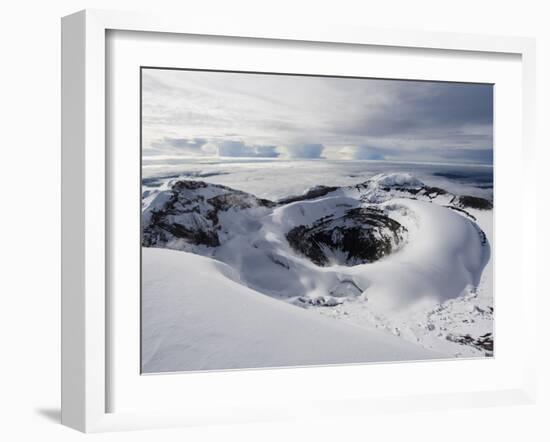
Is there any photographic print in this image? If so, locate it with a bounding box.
[140,68,493,374]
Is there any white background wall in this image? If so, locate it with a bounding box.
[0,1,548,440]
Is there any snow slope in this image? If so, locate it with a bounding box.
[314,204,494,357]
[142,247,440,373]
[344,198,490,312]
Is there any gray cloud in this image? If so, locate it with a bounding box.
[152,137,207,150]
[217,140,279,158]
[147,137,209,156]
[142,69,493,164]
[284,143,324,159]
[349,144,492,165]
[438,148,493,164]
[358,83,492,137]
[336,83,493,161]
[352,146,387,161]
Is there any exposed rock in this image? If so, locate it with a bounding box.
[295,295,344,307]
[286,207,407,267]
[142,180,274,249]
[456,195,493,210]
[277,185,339,205]
[445,332,493,354]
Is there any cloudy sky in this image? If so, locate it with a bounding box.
[142,68,493,164]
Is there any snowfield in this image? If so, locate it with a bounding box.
[142,248,441,373]
[141,163,494,372]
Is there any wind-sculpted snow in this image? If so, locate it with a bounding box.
[142,248,441,373]
[142,172,493,363]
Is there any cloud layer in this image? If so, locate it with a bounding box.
[142,69,493,164]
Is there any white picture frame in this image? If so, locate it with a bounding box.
[61,9,537,433]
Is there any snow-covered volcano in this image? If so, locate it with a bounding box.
[142,172,494,372]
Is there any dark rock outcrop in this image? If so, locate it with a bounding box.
[142,180,274,248]
[456,195,493,210]
[277,185,339,205]
[446,332,494,354]
[286,207,407,267]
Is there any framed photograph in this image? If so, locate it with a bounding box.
[61,9,537,432]
[140,67,496,374]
